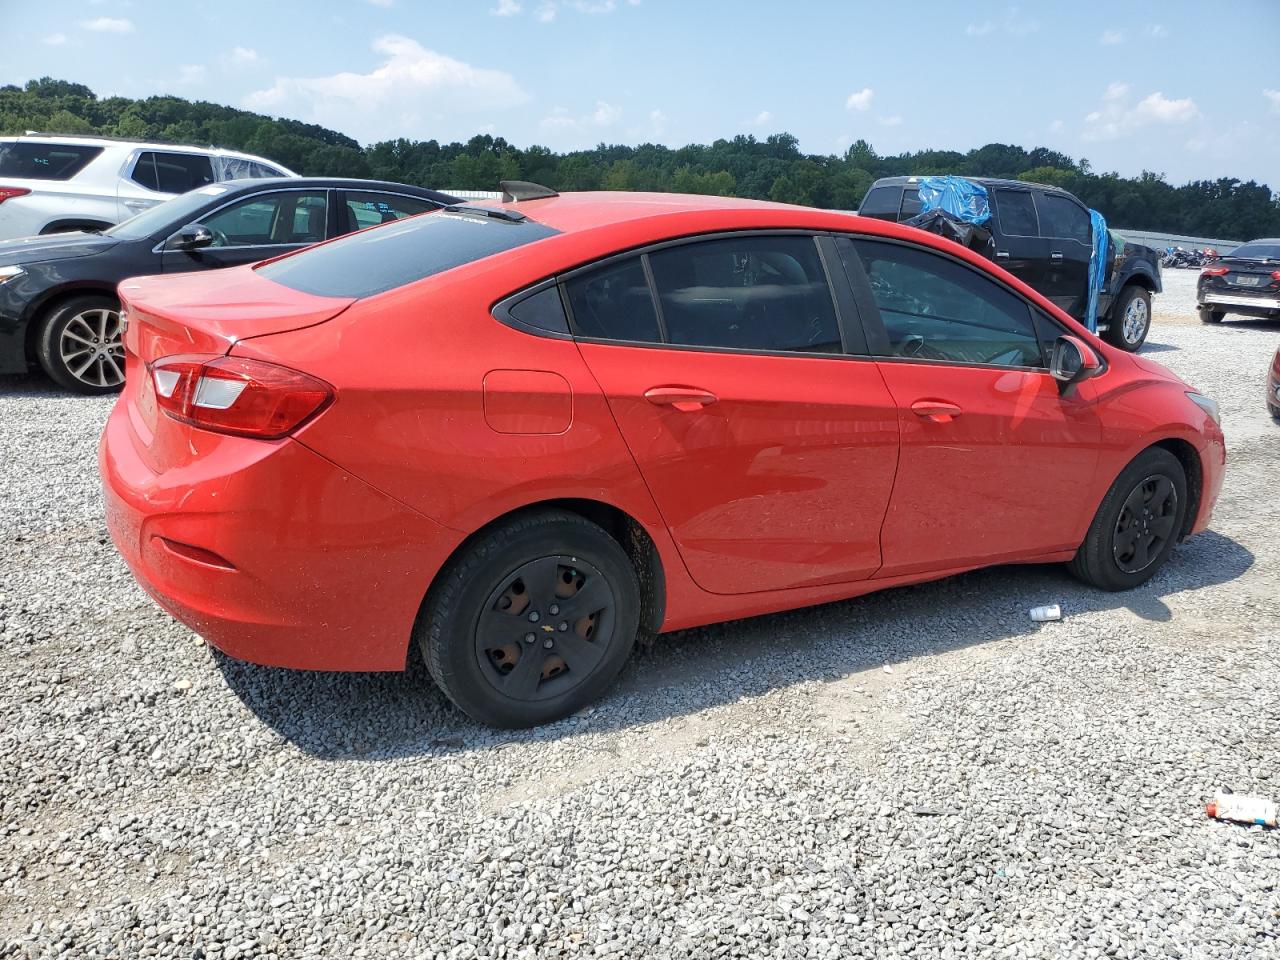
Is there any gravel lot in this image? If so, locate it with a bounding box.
[1,275,1277,959]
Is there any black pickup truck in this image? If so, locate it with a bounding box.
[859,176,1162,351]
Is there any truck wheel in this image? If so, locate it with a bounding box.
[1198,307,1224,324]
[1104,286,1151,352]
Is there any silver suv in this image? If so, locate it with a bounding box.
[0,134,297,240]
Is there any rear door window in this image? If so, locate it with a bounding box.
[647,235,842,353]
[339,191,438,232]
[257,208,559,298]
[994,189,1038,237]
[131,152,216,194]
[859,186,904,220]
[0,142,103,180]
[1037,194,1091,243]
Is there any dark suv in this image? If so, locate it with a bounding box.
[860,176,1162,351]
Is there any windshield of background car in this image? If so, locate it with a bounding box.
[0,141,103,180]
[256,209,560,298]
[1227,242,1280,262]
[106,187,227,240]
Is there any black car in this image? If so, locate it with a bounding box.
[859,176,1163,351]
[1197,238,1280,325]
[0,177,458,393]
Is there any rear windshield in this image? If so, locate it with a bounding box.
[257,209,559,298]
[1228,242,1280,262]
[0,141,103,180]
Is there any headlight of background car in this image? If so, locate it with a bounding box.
[1187,392,1220,425]
[0,265,24,285]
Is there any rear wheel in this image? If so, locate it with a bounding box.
[417,510,640,728]
[1198,307,1225,324]
[1068,448,1188,591]
[36,294,125,395]
[1104,286,1151,351]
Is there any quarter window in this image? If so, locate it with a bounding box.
[843,238,1043,368]
[994,189,1038,237]
[201,191,328,247]
[647,236,841,353]
[564,258,661,343]
[131,152,216,194]
[1038,194,1091,244]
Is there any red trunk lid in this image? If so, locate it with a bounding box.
[118,264,355,364]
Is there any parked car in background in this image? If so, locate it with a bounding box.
[0,177,458,392]
[1268,346,1280,421]
[100,184,1224,728]
[1197,238,1280,325]
[860,176,1163,352]
[0,134,297,240]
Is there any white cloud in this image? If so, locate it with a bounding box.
[528,0,636,18]
[536,1,557,21]
[244,36,530,144]
[845,87,873,111]
[965,21,994,36]
[492,0,522,14]
[751,110,771,126]
[592,101,622,126]
[366,0,393,6]
[43,33,67,45]
[1083,85,1199,141]
[1145,23,1167,37]
[178,64,207,85]
[541,100,622,132]
[1049,119,1064,133]
[966,7,1038,37]
[627,107,666,140]
[80,17,134,33]
[230,46,259,63]
[878,115,903,127]
[1100,30,1123,45]
[1264,89,1280,112]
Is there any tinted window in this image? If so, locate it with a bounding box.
[0,142,103,180]
[565,258,661,343]
[507,286,570,335]
[211,156,286,181]
[1037,194,1091,243]
[340,191,436,232]
[845,238,1043,368]
[107,186,229,240]
[132,152,215,194]
[648,236,841,353]
[860,186,903,219]
[899,189,923,220]
[201,191,327,247]
[258,209,559,299]
[995,189,1038,237]
[1228,241,1280,261]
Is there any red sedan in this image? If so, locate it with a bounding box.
[100,183,1226,727]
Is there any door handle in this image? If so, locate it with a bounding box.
[995,251,1010,259]
[910,400,962,423]
[1050,251,1064,261]
[644,386,718,412]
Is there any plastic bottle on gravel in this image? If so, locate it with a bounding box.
[1205,791,1277,827]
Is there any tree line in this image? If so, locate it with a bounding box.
[4,77,1277,239]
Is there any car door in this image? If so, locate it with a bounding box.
[568,234,900,595]
[989,187,1049,294]
[160,189,330,273]
[836,235,1102,577]
[1036,192,1093,319]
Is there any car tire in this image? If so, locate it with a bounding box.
[1103,286,1151,351]
[36,294,126,395]
[417,509,641,728]
[1068,447,1188,592]
[1198,307,1225,324]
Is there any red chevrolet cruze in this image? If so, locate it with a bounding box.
[100,183,1226,727]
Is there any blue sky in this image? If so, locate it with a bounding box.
[11,0,1280,186]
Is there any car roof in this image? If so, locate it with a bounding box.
[216,177,459,202]
[869,174,1067,194]
[3,132,279,159]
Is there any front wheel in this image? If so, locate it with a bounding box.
[1198,307,1225,324]
[36,294,125,395]
[1103,286,1151,352]
[1068,448,1188,591]
[417,510,640,728]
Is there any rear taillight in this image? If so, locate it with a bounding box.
[0,186,31,204]
[1200,266,1229,277]
[1271,270,1280,281]
[148,354,333,440]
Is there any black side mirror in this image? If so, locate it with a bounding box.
[168,223,214,251]
[1050,334,1102,387]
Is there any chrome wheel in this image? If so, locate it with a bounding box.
[1112,474,1178,574]
[59,307,124,389]
[1122,295,1149,345]
[473,555,617,702]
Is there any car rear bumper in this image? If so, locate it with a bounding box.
[99,400,462,671]
[1200,293,1280,313]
